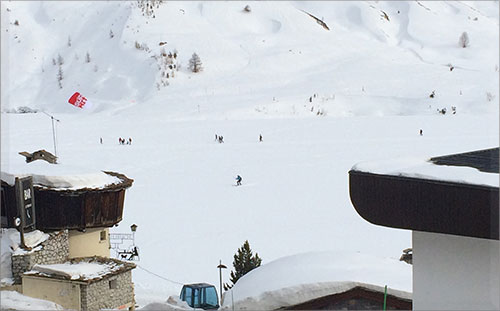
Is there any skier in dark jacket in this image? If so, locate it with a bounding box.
[236,175,242,186]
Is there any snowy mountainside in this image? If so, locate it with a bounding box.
[1,1,498,118]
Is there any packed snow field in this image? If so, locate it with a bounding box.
[1,0,498,308]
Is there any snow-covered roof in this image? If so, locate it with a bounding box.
[1,152,127,190]
[349,148,499,240]
[351,149,499,188]
[24,256,136,283]
[221,250,411,310]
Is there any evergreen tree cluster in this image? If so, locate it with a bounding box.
[224,240,262,290]
[155,48,179,90]
[137,0,164,18]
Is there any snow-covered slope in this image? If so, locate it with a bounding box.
[1,1,498,117]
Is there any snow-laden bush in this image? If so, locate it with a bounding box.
[15,106,38,113]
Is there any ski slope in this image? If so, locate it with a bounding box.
[1,1,498,307]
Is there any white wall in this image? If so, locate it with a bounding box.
[413,231,500,310]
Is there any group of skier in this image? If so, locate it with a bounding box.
[118,137,132,145]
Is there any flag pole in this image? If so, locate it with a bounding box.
[41,111,60,157]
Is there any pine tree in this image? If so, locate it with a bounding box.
[57,65,63,89]
[188,52,203,73]
[224,240,262,290]
[459,31,469,48]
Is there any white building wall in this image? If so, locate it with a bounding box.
[413,231,500,310]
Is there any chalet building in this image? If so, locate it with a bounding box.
[284,285,411,310]
[1,154,135,310]
[220,250,412,310]
[349,147,499,310]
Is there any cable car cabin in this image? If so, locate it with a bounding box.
[180,283,219,310]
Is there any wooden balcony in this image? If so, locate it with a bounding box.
[1,172,133,231]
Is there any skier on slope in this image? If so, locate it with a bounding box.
[236,175,242,186]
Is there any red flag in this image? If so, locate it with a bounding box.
[68,92,88,108]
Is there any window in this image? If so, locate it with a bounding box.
[202,286,218,308]
[181,287,192,304]
[100,230,107,242]
[109,279,117,289]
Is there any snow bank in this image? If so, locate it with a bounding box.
[0,290,63,310]
[1,228,49,285]
[1,154,122,190]
[0,230,14,285]
[352,157,499,188]
[140,296,192,310]
[222,250,411,310]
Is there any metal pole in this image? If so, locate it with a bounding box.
[51,116,57,157]
[383,285,387,311]
[42,111,60,157]
[217,260,227,304]
[231,290,234,311]
[219,261,223,302]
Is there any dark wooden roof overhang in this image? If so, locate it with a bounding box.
[349,169,499,240]
[1,171,134,230]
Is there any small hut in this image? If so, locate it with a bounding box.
[22,256,136,311]
[19,149,58,164]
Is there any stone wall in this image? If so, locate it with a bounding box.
[80,270,134,311]
[11,230,69,284]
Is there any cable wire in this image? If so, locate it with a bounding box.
[136,264,184,285]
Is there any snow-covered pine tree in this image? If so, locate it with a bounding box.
[224,240,262,290]
[188,53,203,73]
[57,66,63,89]
[57,54,64,65]
[459,31,469,48]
